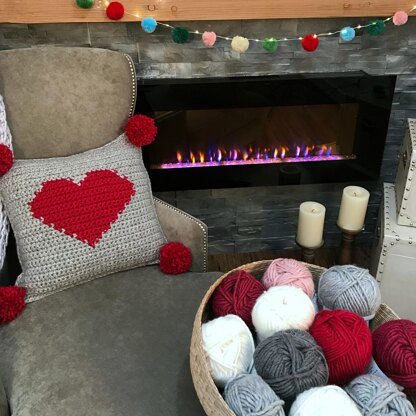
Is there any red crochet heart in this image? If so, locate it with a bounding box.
[29,170,135,247]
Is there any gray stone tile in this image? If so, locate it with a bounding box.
[28,23,90,45]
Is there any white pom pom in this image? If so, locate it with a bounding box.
[231,36,250,53]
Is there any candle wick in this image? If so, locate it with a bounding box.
[354,192,357,196]
[311,209,316,213]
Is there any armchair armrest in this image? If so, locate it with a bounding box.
[154,197,208,272]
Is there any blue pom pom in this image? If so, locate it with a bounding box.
[141,17,157,33]
[340,27,355,42]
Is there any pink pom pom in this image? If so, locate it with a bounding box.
[202,31,217,47]
[393,11,408,26]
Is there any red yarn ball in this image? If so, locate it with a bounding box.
[106,1,124,20]
[0,144,13,176]
[212,270,264,329]
[160,242,192,275]
[310,310,372,386]
[301,34,319,52]
[0,286,26,324]
[373,319,416,389]
[123,114,158,147]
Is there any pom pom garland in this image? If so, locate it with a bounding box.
[159,242,192,275]
[231,36,250,53]
[301,34,319,52]
[141,16,157,33]
[123,114,157,147]
[172,27,190,44]
[202,31,217,47]
[106,1,124,20]
[76,0,94,9]
[224,374,285,416]
[340,26,356,42]
[393,11,409,26]
[310,310,372,386]
[262,38,278,53]
[0,144,13,176]
[0,286,26,324]
[367,20,386,36]
[212,270,264,329]
[373,319,416,389]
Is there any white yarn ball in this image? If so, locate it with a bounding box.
[289,385,362,416]
[252,286,315,342]
[231,36,250,53]
[202,314,255,388]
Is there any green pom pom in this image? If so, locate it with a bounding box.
[262,38,278,53]
[172,27,190,44]
[367,20,386,36]
[76,0,94,9]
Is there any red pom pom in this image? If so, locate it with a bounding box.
[160,242,192,274]
[0,144,13,176]
[301,34,319,52]
[212,270,264,329]
[0,286,26,324]
[123,114,158,147]
[106,1,124,20]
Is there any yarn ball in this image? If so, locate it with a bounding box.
[231,36,250,53]
[310,310,372,386]
[373,319,416,389]
[212,270,264,329]
[340,26,356,42]
[262,38,278,53]
[123,114,157,147]
[76,0,94,9]
[106,1,124,20]
[0,144,13,176]
[254,329,329,403]
[224,374,285,416]
[252,285,315,342]
[202,314,255,388]
[318,265,381,320]
[367,20,386,36]
[262,258,314,298]
[0,286,26,324]
[345,374,416,416]
[172,27,190,44]
[159,242,192,275]
[393,11,409,26]
[289,385,362,416]
[202,31,217,47]
[301,34,319,52]
[141,17,157,33]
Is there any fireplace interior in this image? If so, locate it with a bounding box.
[138,73,396,191]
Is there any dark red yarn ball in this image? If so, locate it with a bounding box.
[301,34,319,52]
[123,114,158,147]
[212,270,264,329]
[160,242,192,275]
[0,287,26,324]
[310,309,372,386]
[373,319,416,389]
[106,1,124,20]
[0,144,13,176]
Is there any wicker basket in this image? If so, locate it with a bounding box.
[190,260,416,415]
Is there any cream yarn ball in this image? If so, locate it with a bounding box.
[231,36,250,53]
[289,385,362,416]
[202,314,255,388]
[252,286,315,342]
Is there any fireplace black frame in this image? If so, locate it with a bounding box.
[137,73,396,191]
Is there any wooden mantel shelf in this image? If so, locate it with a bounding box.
[1,0,415,24]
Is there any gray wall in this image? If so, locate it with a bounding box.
[1,18,416,253]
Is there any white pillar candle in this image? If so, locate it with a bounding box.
[337,186,370,232]
[296,202,326,248]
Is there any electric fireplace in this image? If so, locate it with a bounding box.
[137,73,396,191]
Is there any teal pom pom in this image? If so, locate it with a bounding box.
[340,27,355,42]
[367,20,386,36]
[76,0,94,8]
[172,27,190,44]
[262,38,278,53]
[141,17,157,33]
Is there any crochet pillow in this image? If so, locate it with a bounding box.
[0,135,166,302]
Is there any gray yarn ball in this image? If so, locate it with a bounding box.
[224,374,285,416]
[318,265,381,319]
[345,374,416,416]
[253,329,329,403]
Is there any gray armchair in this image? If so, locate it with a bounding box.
[0,47,221,416]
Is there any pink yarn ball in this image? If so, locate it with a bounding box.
[262,258,315,298]
[202,31,217,47]
[393,11,408,26]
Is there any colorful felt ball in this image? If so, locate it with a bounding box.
[310,310,372,386]
[231,36,249,53]
[0,144,13,176]
[76,0,94,9]
[340,26,356,42]
[0,286,26,324]
[123,114,157,147]
[262,37,278,53]
[373,319,416,389]
[159,242,192,274]
[301,34,319,52]
[141,16,157,33]
[367,20,386,36]
[202,31,217,47]
[106,1,124,20]
[393,11,409,26]
[172,27,190,44]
